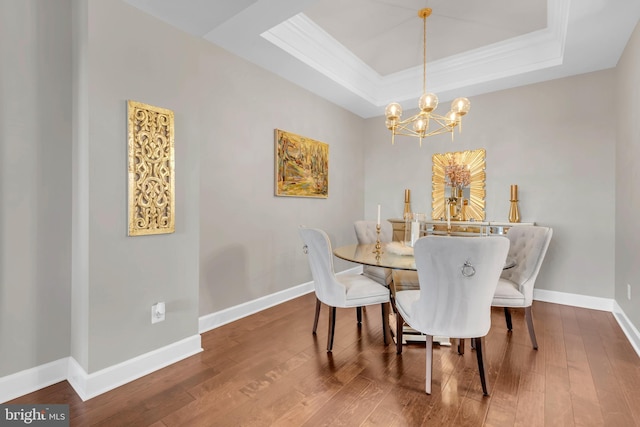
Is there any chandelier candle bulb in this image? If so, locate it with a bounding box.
[377,204,381,226]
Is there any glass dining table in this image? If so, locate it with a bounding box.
[333,242,515,271]
[334,243,417,270]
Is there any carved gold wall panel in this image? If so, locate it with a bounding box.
[432,148,486,221]
[127,100,175,236]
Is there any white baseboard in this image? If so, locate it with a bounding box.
[534,288,639,358]
[198,267,362,334]
[533,288,614,311]
[0,358,68,403]
[67,334,202,401]
[0,334,202,403]
[199,282,314,333]
[613,301,640,357]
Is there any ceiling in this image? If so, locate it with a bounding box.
[123,0,640,118]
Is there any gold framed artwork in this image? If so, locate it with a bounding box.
[432,148,486,221]
[127,100,175,236]
[275,129,329,198]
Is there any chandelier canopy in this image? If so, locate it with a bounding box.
[385,8,470,146]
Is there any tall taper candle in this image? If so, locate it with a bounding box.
[377,204,381,226]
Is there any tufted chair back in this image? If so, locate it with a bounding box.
[394,235,510,395]
[354,220,393,244]
[354,220,393,286]
[405,236,510,339]
[499,226,553,306]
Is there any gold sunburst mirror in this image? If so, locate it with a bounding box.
[432,148,486,221]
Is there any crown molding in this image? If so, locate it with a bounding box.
[261,0,570,109]
[261,13,382,105]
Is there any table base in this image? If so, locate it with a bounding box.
[389,313,452,346]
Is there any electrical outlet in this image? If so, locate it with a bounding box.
[628,284,632,301]
[152,302,165,323]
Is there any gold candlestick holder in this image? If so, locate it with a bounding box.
[509,184,521,223]
[403,189,412,219]
[374,224,382,260]
[509,199,520,223]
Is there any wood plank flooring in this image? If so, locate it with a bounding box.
[9,294,640,426]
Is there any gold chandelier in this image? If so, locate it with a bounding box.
[385,8,470,146]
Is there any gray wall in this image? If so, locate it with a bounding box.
[0,0,72,377]
[75,0,202,372]
[197,43,366,314]
[362,70,616,300]
[616,21,640,330]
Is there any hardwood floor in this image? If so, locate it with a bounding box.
[9,293,640,426]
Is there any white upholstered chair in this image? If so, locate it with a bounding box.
[395,235,510,395]
[299,226,391,352]
[492,225,553,350]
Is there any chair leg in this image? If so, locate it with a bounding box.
[356,306,362,325]
[504,307,513,331]
[312,298,321,334]
[396,311,404,354]
[389,294,398,315]
[381,303,390,346]
[475,336,489,396]
[389,280,398,314]
[458,338,465,355]
[525,306,538,350]
[327,306,337,352]
[425,335,433,394]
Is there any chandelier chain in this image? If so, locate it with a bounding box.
[422,12,427,95]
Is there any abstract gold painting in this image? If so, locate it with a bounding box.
[275,129,328,198]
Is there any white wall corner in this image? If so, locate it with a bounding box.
[67,335,202,401]
[0,358,69,403]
